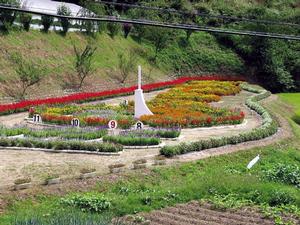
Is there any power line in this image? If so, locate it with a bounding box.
[95,0,300,27]
[0,5,299,41]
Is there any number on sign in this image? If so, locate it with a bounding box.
[108,120,118,129]
[71,118,80,127]
[33,114,42,123]
[135,121,144,130]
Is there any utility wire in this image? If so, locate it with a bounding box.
[95,0,300,27]
[0,4,299,41]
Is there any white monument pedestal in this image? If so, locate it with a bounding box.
[134,89,153,119]
[134,66,153,119]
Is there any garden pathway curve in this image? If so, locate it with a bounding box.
[0,89,263,188]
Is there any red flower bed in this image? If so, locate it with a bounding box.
[0,75,245,115]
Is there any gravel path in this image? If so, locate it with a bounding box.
[0,90,282,190]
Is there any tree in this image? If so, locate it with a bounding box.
[123,23,132,38]
[0,53,46,100]
[0,0,20,32]
[41,15,54,33]
[19,1,32,31]
[110,51,137,85]
[107,22,121,38]
[147,27,171,61]
[73,43,97,89]
[57,4,72,35]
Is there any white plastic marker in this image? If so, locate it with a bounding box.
[247,154,260,169]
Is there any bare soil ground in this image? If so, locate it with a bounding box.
[138,201,299,225]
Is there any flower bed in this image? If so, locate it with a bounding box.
[160,83,277,157]
[0,138,123,152]
[0,75,244,116]
[0,126,107,140]
[141,81,244,128]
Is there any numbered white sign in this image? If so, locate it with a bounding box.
[124,100,128,106]
[108,120,118,129]
[135,121,144,130]
[71,118,80,127]
[33,114,42,123]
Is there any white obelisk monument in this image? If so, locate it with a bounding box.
[134,66,153,118]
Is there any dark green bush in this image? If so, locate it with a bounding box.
[264,164,300,188]
[267,191,295,206]
[61,194,111,212]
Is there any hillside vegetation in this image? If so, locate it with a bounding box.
[0,29,243,100]
[0,0,299,100]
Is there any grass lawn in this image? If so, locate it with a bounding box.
[279,93,300,110]
[1,95,300,225]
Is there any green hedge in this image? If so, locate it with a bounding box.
[103,135,161,146]
[0,138,122,153]
[160,83,277,157]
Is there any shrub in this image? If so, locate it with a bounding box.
[19,13,32,31]
[268,191,295,206]
[61,194,111,212]
[107,22,121,38]
[57,4,71,35]
[41,15,54,32]
[264,164,300,188]
[103,135,160,146]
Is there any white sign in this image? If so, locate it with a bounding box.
[135,121,144,130]
[108,120,118,129]
[33,114,42,123]
[71,118,80,127]
[247,154,260,169]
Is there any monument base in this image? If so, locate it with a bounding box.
[134,89,153,119]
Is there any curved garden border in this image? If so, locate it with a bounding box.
[160,83,278,157]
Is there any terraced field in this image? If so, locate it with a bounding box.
[140,201,299,225]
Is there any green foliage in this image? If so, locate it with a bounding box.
[19,13,32,32]
[57,4,71,35]
[0,0,20,32]
[107,22,121,39]
[0,137,123,152]
[103,135,161,146]
[2,52,46,100]
[40,15,54,33]
[73,43,97,89]
[264,164,300,188]
[61,194,111,212]
[13,211,121,225]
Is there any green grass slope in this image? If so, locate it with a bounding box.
[0,29,244,99]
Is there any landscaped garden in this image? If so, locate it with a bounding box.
[0,79,249,150]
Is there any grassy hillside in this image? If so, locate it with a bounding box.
[0,29,244,100]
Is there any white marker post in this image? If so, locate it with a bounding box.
[247,154,260,169]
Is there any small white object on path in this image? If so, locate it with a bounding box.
[247,154,260,169]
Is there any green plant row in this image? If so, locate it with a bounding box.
[103,135,161,146]
[0,138,122,153]
[0,126,107,140]
[160,83,278,157]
